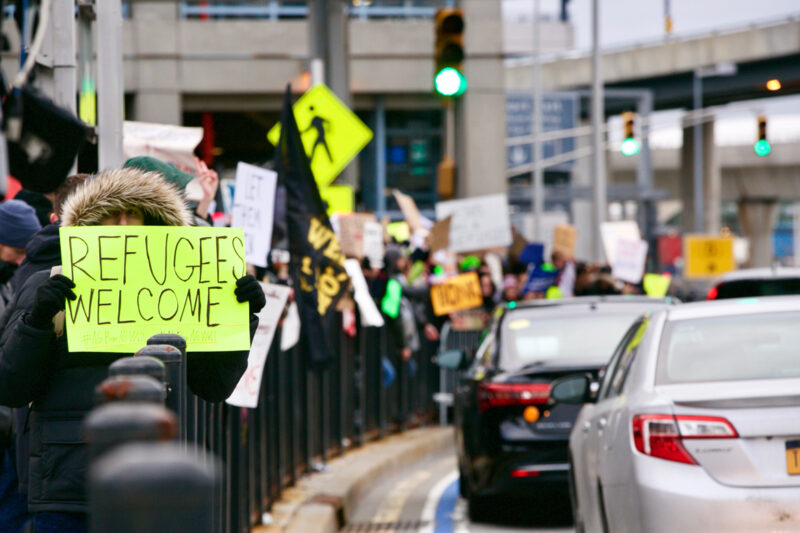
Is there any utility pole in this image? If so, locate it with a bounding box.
[97,0,124,169]
[532,0,544,242]
[591,0,606,261]
[692,71,703,233]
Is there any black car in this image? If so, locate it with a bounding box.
[440,296,677,522]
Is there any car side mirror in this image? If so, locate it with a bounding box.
[436,349,465,370]
[550,374,594,404]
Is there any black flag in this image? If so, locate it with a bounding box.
[274,84,348,366]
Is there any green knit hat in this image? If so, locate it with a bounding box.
[123,156,194,190]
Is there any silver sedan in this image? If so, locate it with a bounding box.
[553,296,800,533]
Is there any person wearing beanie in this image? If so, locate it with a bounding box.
[0,199,42,267]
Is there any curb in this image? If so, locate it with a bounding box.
[254,426,453,533]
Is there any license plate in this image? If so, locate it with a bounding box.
[786,440,800,475]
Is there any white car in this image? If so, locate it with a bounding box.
[553,296,800,533]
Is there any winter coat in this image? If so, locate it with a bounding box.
[0,168,254,513]
[10,222,60,294]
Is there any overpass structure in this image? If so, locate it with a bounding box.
[507,15,800,266]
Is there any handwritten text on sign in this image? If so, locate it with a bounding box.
[231,162,277,268]
[430,272,483,316]
[59,226,250,353]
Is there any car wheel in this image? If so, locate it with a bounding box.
[458,463,470,498]
[568,458,585,533]
[467,493,491,523]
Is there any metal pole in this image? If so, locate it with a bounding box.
[445,103,455,162]
[532,0,544,242]
[693,71,704,233]
[96,0,124,169]
[591,0,606,261]
[375,95,386,218]
[52,0,76,114]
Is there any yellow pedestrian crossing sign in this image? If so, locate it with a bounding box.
[268,84,373,188]
[684,235,736,279]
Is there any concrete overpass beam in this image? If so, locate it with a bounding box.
[680,119,720,233]
[738,198,779,268]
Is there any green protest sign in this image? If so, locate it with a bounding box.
[59,226,250,353]
[382,278,402,318]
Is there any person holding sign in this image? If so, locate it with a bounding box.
[0,167,265,533]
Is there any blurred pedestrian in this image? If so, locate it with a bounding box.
[0,200,41,314]
[0,167,265,533]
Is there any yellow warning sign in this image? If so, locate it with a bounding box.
[320,185,354,215]
[430,272,484,316]
[684,235,736,279]
[268,84,373,188]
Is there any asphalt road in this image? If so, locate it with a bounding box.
[345,448,574,533]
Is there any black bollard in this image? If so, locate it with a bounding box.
[84,402,177,462]
[136,343,185,440]
[109,356,166,383]
[94,375,167,405]
[89,442,219,533]
[146,334,193,446]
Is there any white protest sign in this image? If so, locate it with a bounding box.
[612,239,649,284]
[280,302,300,351]
[600,221,641,264]
[435,194,512,253]
[226,283,291,408]
[344,259,385,327]
[123,121,203,173]
[362,222,384,269]
[231,162,278,268]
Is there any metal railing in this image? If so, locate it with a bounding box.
[178,0,455,20]
[87,303,451,532]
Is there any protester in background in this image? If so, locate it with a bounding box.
[0,200,41,315]
[501,274,520,302]
[122,156,219,225]
[0,167,265,533]
[551,250,576,297]
[12,189,51,228]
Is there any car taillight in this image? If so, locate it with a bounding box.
[478,382,551,412]
[707,286,719,300]
[632,414,738,465]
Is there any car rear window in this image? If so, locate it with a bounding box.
[716,279,800,299]
[657,312,800,384]
[500,310,644,368]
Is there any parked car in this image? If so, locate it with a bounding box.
[438,296,677,522]
[556,296,800,533]
[707,267,800,300]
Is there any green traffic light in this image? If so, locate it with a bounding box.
[620,137,641,156]
[434,67,467,97]
[754,139,771,156]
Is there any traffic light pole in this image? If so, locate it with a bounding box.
[692,71,703,233]
[591,0,606,262]
[532,0,544,243]
[97,0,124,169]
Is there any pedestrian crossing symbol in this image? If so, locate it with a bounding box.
[684,235,736,279]
[268,84,373,188]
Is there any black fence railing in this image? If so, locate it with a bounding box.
[87,309,446,533]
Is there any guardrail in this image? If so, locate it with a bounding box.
[86,308,452,532]
[177,1,455,20]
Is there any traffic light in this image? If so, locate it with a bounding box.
[620,111,640,156]
[434,8,466,98]
[754,115,771,156]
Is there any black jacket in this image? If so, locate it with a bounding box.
[0,269,254,512]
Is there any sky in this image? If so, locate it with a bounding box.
[504,0,800,51]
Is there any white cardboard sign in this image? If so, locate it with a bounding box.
[600,221,641,264]
[612,239,649,284]
[226,283,291,408]
[123,121,203,173]
[344,259,385,327]
[435,194,512,253]
[231,162,278,268]
[362,222,384,269]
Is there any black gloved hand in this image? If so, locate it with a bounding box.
[28,274,76,329]
[234,275,266,315]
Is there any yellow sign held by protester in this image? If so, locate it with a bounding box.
[684,235,735,279]
[430,272,483,316]
[267,84,373,188]
[59,226,251,353]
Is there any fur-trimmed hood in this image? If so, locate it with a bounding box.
[60,167,192,227]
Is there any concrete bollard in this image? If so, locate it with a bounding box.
[84,402,178,462]
[89,442,219,533]
[109,356,166,383]
[136,343,185,439]
[94,375,167,405]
